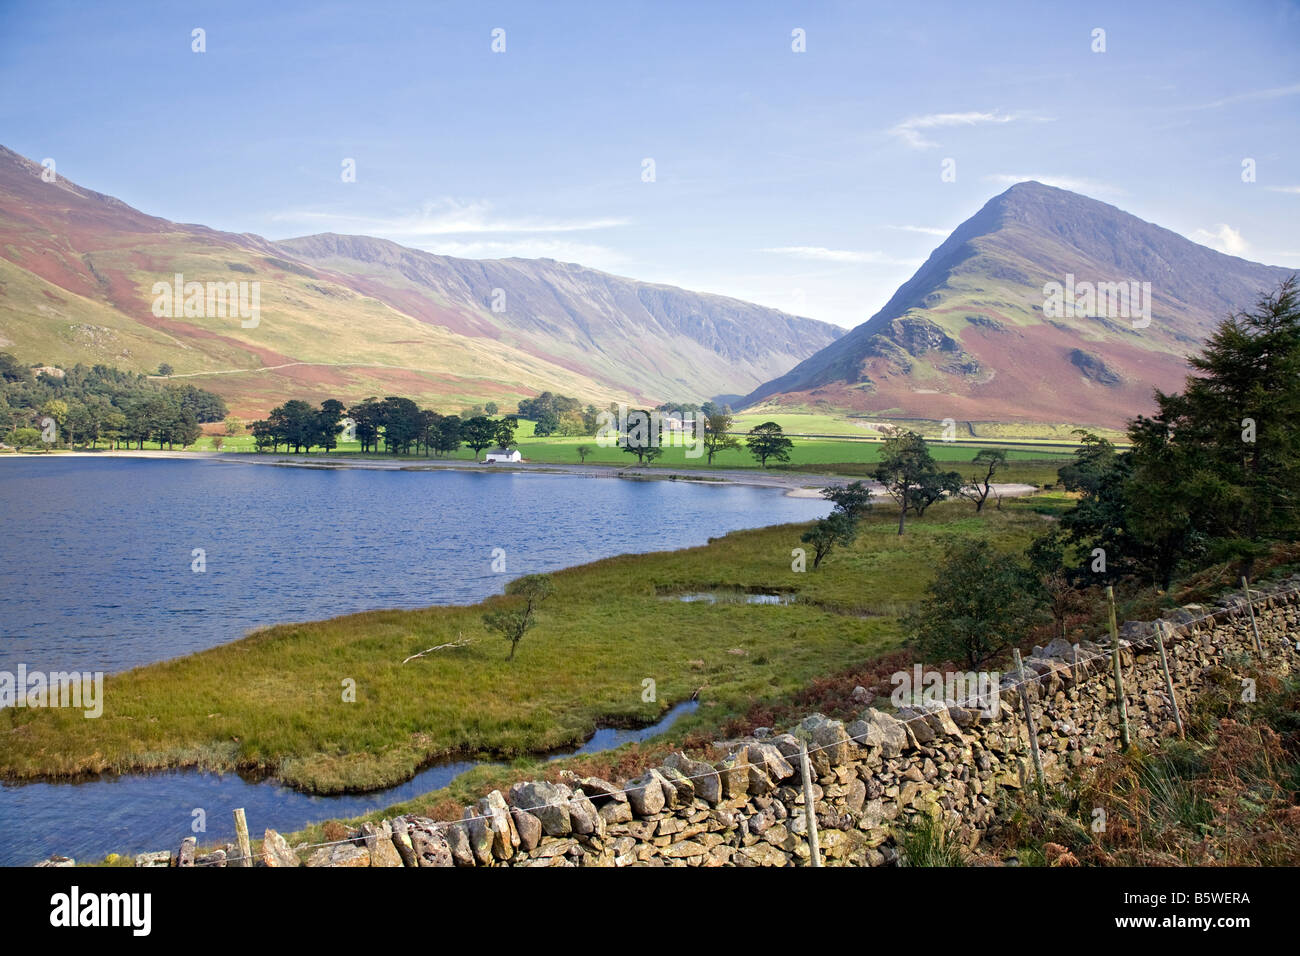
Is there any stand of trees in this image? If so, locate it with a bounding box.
[248,395,522,459]
[659,400,732,419]
[252,399,347,453]
[0,355,226,450]
[462,415,518,459]
[905,277,1300,666]
[1059,277,1300,589]
[517,392,598,436]
[873,431,962,534]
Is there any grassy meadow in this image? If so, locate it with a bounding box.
[172,413,1078,489]
[0,497,1050,795]
[730,409,1127,444]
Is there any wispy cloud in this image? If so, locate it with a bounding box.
[273,199,629,237]
[887,110,1034,149]
[1183,226,1299,266]
[1266,185,1300,195]
[984,173,1123,197]
[1189,223,1250,257]
[416,238,627,267]
[887,224,950,237]
[1184,83,1300,111]
[760,246,923,266]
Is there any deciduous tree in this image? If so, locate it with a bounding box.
[904,539,1040,668]
[703,412,741,465]
[482,573,555,661]
[746,421,792,468]
[958,449,1006,512]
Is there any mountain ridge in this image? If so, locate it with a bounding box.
[744,181,1295,428]
[0,145,841,417]
[275,231,840,399]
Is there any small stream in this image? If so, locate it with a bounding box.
[0,700,698,866]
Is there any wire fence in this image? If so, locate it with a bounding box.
[187,581,1299,867]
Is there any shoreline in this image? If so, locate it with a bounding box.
[0,452,1044,811]
[0,499,1048,797]
[0,448,1040,498]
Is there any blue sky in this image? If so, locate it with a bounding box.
[2,0,1297,327]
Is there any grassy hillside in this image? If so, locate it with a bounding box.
[3,236,632,418]
[0,145,840,418]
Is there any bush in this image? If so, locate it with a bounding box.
[904,539,1040,667]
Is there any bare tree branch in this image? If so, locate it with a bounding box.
[402,634,470,663]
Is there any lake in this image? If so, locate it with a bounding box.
[0,457,827,674]
[0,456,827,864]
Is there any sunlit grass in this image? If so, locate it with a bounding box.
[0,500,1046,793]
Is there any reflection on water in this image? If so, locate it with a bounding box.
[672,591,797,605]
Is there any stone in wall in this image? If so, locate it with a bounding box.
[83,578,1300,869]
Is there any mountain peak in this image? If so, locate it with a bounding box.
[999,179,1069,195]
[744,184,1295,428]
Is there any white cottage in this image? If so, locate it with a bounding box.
[483,447,522,463]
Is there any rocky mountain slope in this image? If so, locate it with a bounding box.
[745,182,1295,428]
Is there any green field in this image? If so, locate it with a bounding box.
[0,499,1049,795]
[514,433,1070,476]
[731,409,1128,444]
[183,414,1076,489]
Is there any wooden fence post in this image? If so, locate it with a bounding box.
[1241,576,1264,656]
[233,808,252,868]
[798,738,822,868]
[1105,586,1131,750]
[1013,649,1045,798]
[1154,622,1185,740]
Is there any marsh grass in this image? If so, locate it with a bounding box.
[898,811,967,867]
[1,500,1045,793]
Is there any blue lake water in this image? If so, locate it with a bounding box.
[0,456,826,865]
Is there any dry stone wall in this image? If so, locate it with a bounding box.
[135,579,1300,869]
